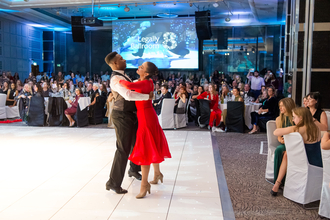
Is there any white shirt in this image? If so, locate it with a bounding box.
[247,75,265,90]
[110,70,149,101]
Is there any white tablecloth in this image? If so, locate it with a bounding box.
[219,102,262,129]
[78,97,91,111]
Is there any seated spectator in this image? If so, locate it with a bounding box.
[174,86,188,114]
[6,83,17,106]
[283,76,292,98]
[1,81,9,95]
[13,72,19,84]
[249,87,278,134]
[153,82,161,100]
[42,82,51,97]
[60,82,70,100]
[203,83,209,93]
[57,72,64,86]
[219,83,230,103]
[214,87,243,132]
[190,85,204,125]
[302,96,308,107]
[255,87,268,103]
[197,84,222,129]
[17,84,33,122]
[255,86,267,103]
[64,88,84,127]
[33,83,43,97]
[200,74,208,86]
[271,107,322,196]
[273,98,296,187]
[168,80,175,94]
[77,81,85,93]
[84,82,93,97]
[321,132,330,150]
[243,84,255,101]
[153,84,172,115]
[307,92,328,131]
[89,83,100,107]
[172,85,180,99]
[232,87,243,102]
[186,83,193,97]
[99,83,108,98]
[16,80,23,94]
[41,72,49,82]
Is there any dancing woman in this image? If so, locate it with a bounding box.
[116,61,172,199]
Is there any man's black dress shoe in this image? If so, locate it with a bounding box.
[106,184,128,194]
[128,170,142,180]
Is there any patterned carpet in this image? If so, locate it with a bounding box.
[214,132,323,220]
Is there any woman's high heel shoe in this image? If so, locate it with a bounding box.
[136,183,151,199]
[149,173,164,184]
[270,181,281,197]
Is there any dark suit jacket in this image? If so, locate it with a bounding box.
[153,92,172,115]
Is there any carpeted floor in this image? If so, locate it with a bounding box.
[214,131,323,220]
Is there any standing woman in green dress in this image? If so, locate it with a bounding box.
[273,98,296,187]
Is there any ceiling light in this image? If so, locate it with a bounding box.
[213,2,219,7]
[225,17,230,22]
[124,5,130,12]
[98,16,118,21]
[153,2,156,6]
[157,13,178,18]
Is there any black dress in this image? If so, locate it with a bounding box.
[6,89,16,105]
[312,109,323,122]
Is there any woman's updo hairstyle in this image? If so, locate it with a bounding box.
[145,62,159,79]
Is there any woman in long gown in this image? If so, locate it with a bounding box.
[117,61,171,199]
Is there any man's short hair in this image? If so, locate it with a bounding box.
[93,83,99,88]
[161,84,168,90]
[105,52,118,65]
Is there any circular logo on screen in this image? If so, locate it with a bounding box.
[162,32,177,50]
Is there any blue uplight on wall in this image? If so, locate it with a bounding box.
[0,9,19,12]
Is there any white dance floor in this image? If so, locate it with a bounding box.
[0,126,223,220]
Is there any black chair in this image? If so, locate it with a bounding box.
[74,104,89,127]
[226,101,245,133]
[27,96,45,126]
[48,97,69,126]
[89,96,106,125]
[197,99,210,127]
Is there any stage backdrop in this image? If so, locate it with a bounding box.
[112,18,198,69]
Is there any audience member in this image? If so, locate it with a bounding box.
[249,87,278,134]
[200,74,208,86]
[302,96,308,107]
[271,107,322,196]
[153,84,172,115]
[6,82,17,106]
[197,84,222,129]
[247,70,265,100]
[33,83,43,97]
[174,86,188,114]
[64,88,84,127]
[1,81,9,95]
[106,92,114,128]
[273,98,296,187]
[153,82,161,100]
[42,82,51,97]
[84,82,93,97]
[307,92,328,131]
[172,85,180,99]
[219,83,230,103]
[243,84,254,101]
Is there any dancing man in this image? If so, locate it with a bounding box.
[104,52,153,194]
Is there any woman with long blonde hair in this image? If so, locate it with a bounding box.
[273,98,295,186]
[271,107,322,196]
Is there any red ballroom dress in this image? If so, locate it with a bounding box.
[197,92,222,127]
[119,79,172,165]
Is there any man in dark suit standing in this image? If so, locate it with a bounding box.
[153,84,172,115]
[104,52,153,194]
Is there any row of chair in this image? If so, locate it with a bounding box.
[265,120,330,218]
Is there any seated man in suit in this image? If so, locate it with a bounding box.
[84,82,93,97]
[153,84,172,115]
[243,83,255,101]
